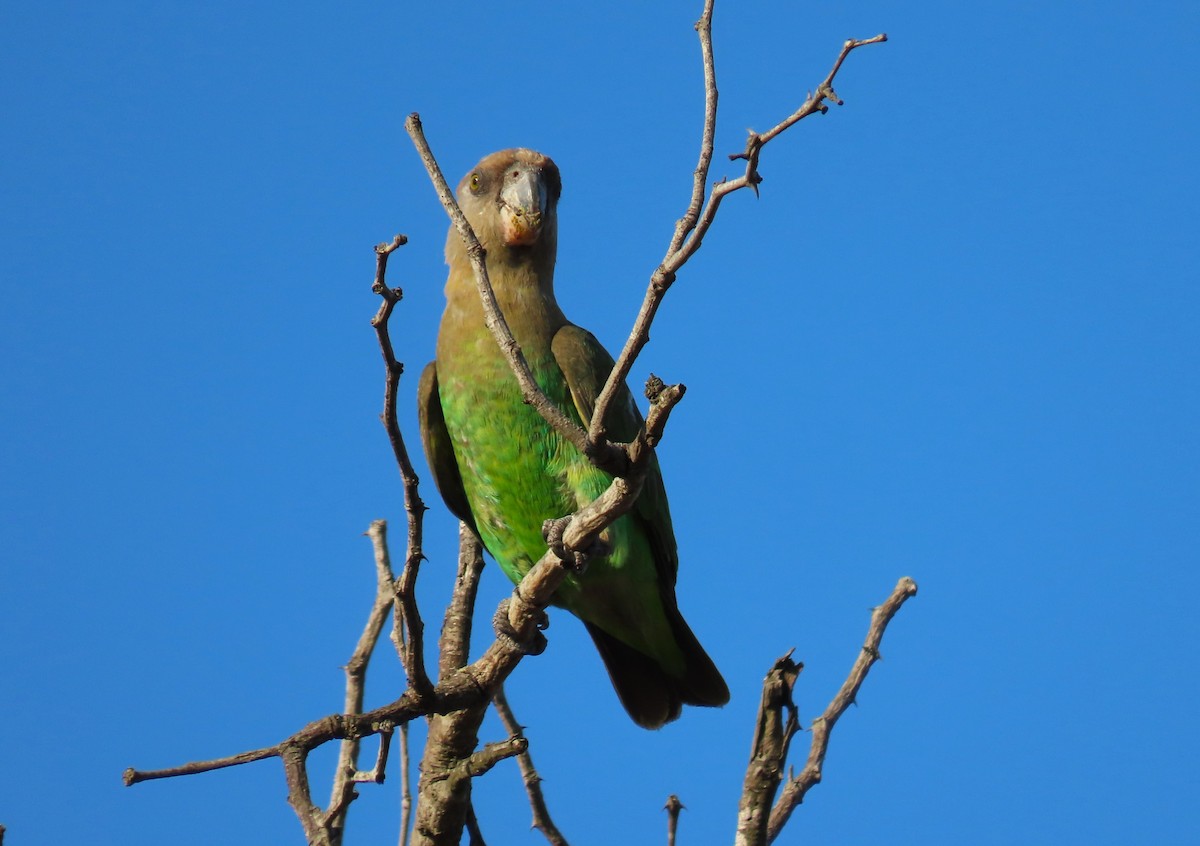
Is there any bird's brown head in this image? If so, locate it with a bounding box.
[448,149,561,265]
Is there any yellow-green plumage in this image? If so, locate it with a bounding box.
[419,149,728,728]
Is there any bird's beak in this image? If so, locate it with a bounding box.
[498,166,548,247]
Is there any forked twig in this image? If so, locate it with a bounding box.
[326,519,401,837]
[371,236,434,698]
[587,12,886,442]
[765,577,917,841]
[734,578,918,846]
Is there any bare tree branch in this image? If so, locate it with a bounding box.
[365,520,413,846]
[409,526,487,845]
[735,653,803,846]
[586,0,716,444]
[414,716,526,846]
[587,21,886,443]
[398,719,412,846]
[124,747,279,785]
[729,34,889,181]
[462,734,528,777]
[406,441,679,846]
[325,519,400,841]
[493,685,569,846]
[394,547,432,698]
[464,805,487,846]
[440,525,486,676]
[370,237,434,699]
[284,744,333,846]
[664,794,684,846]
[122,410,683,780]
[762,577,919,844]
[412,707,490,845]
[668,0,718,258]
[351,724,393,784]
[125,8,898,846]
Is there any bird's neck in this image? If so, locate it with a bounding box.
[443,257,566,350]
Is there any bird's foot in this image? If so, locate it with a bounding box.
[494,597,548,656]
[567,537,611,574]
[541,517,570,557]
[541,517,610,575]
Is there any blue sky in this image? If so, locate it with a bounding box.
[2,1,1197,843]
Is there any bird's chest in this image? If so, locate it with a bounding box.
[435,320,588,566]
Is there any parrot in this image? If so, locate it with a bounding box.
[418,148,728,729]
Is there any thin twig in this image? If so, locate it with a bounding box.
[728,35,888,189]
[358,725,393,782]
[364,520,407,667]
[370,237,434,699]
[398,720,412,846]
[743,35,888,152]
[763,577,919,844]
[465,805,487,846]
[370,237,412,485]
[395,550,432,697]
[364,522,412,846]
[327,520,400,835]
[493,686,569,846]
[123,747,279,784]
[461,735,528,777]
[664,795,684,846]
[588,22,886,442]
[440,525,486,677]
[370,235,437,845]
[667,0,718,258]
[585,2,717,444]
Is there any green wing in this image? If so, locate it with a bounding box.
[417,361,478,535]
[550,324,679,585]
[551,325,728,724]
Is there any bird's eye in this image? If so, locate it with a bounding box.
[469,173,482,192]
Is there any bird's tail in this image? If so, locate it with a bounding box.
[584,610,729,730]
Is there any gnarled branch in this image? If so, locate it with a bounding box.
[731,577,918,846]
[765,577,918,841]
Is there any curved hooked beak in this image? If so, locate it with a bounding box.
[498,165,548,247]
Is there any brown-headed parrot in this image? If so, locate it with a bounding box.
[418,149,728,728]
